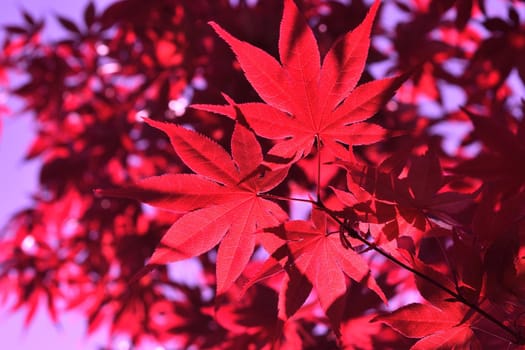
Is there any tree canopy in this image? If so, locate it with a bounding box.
[1,0,525,349]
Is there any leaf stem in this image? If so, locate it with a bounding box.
[317,202,524,345]
[315,135,321,204]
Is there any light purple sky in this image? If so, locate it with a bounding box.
[0,1,115,349]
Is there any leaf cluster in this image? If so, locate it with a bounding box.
[1,0,525,349]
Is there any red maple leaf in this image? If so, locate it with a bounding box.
[194,0,406,161]
[341,151,473,241]
[97,119,288,293]
[375,302,479,349]
[260,207,385,336]
[452,109,525,196]
[373,247,482,348]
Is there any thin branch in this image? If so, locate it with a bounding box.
[426,218,460,289]
[316,134,321,204]
[316,202,524,345]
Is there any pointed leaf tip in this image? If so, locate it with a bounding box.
[141,117,163,129]
[220,92,236,106]
[319,0,382,112]
[208,18,294,113]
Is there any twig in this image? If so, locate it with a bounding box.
[316,201,524,345]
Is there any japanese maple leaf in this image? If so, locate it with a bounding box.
[391,151,473,233]
[97,119,288,293]
[375,302,479,350]
[195,0,406,161]
[260,208,385,336]
[341,151,472,241]
[375,249,481,349]
[452,109,525,196]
